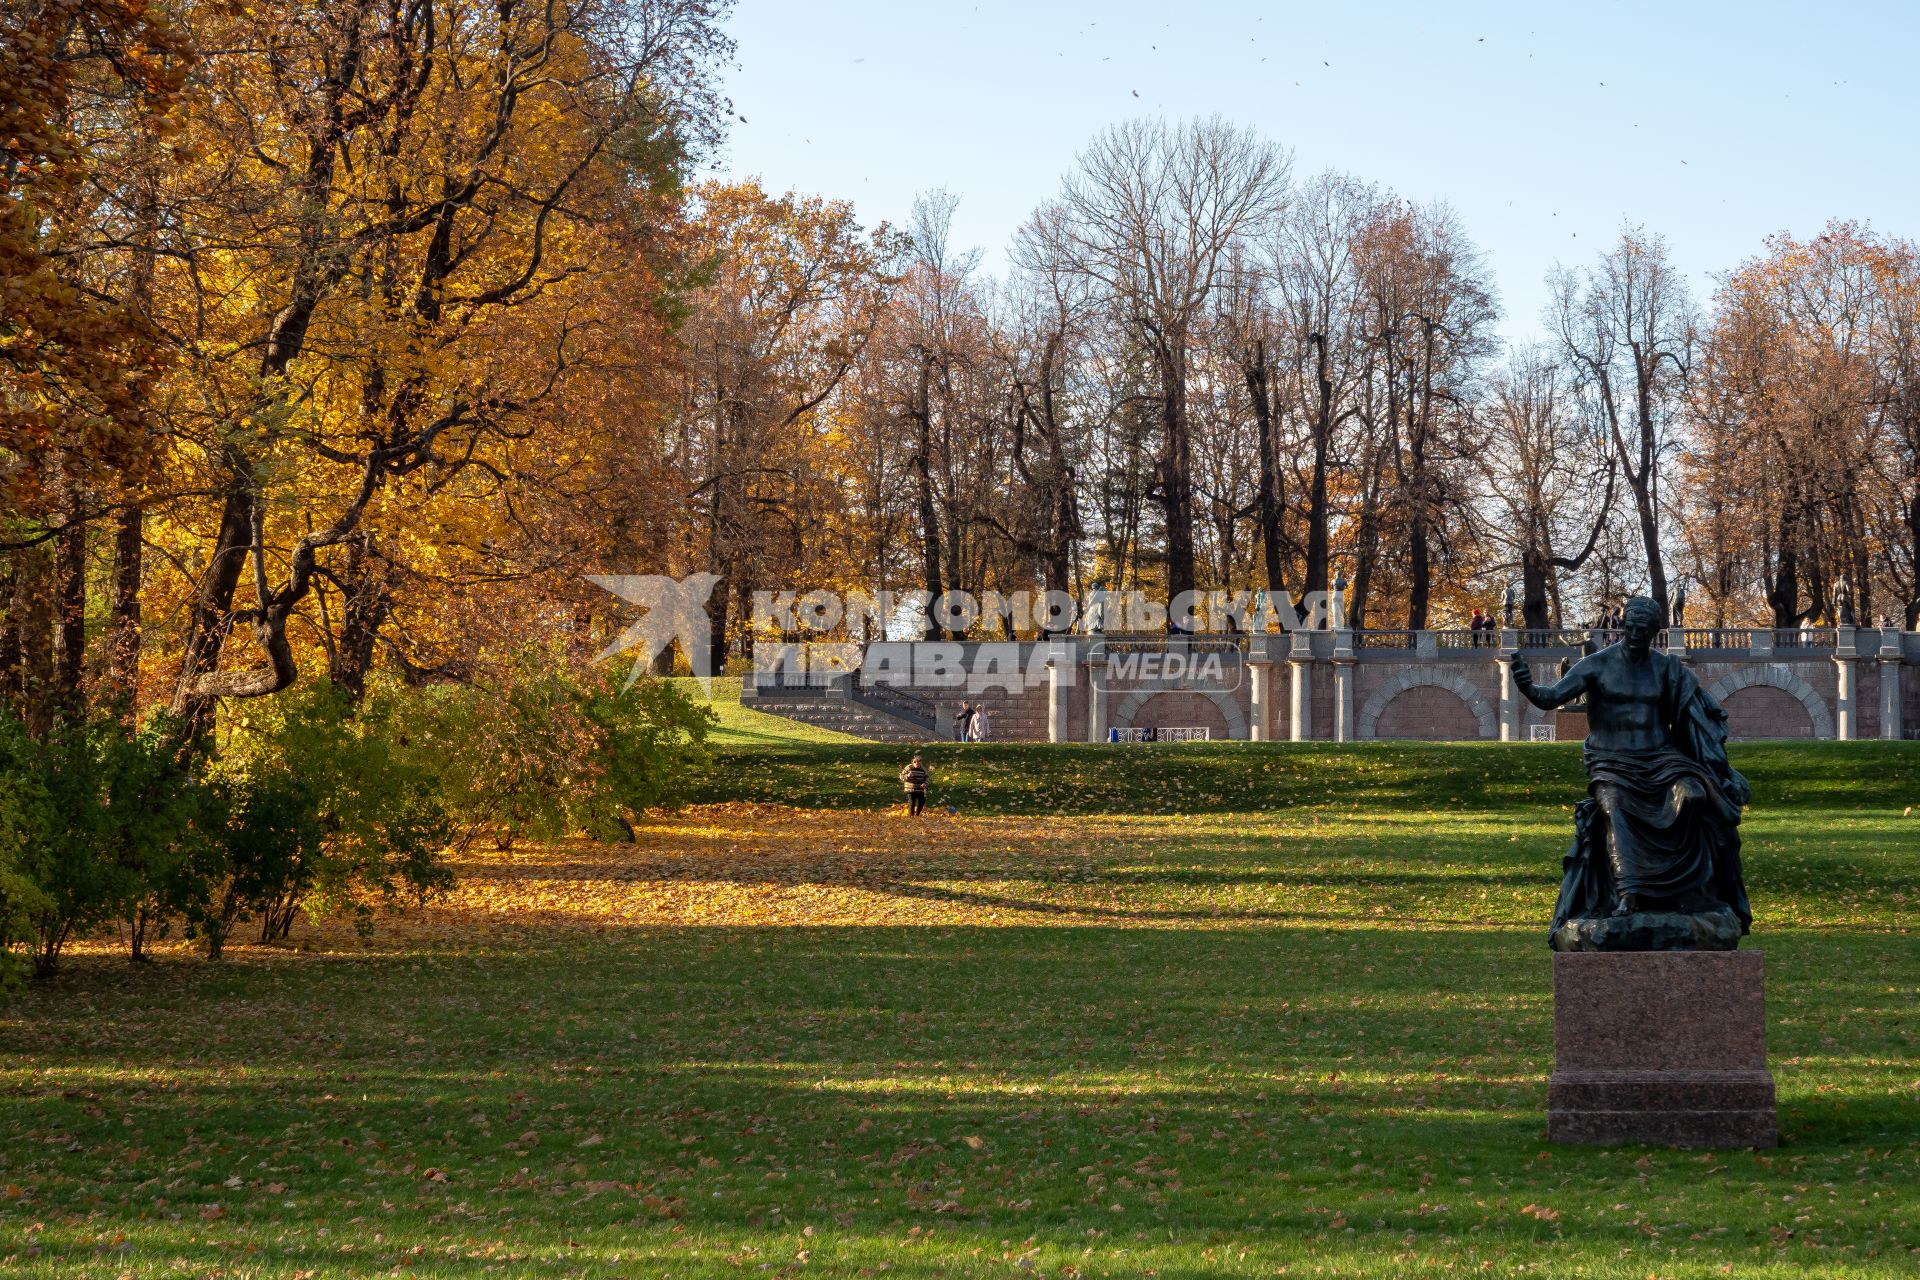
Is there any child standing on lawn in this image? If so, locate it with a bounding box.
[899,754,931,816]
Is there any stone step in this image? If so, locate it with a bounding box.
[747,698,936,743]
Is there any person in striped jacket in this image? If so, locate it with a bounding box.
[899,755,931,816]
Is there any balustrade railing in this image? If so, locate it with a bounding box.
[1094,632,1248,655]
[1515,628,1589,649]
[851,672,937,730]
[1772,627,1836,650]
[1434,629,1490,650]
[1682,627,1749,649]
[1354,630,1416,650]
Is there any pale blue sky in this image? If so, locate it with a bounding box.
[714,0,1918,345]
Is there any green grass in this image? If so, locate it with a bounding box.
[3,742,1918,1278]
[681,677,865,749]
[688,736,1920,814]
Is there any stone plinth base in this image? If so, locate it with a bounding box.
[1549,950,1778,1148]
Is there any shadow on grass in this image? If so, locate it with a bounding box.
[5,924,1917,1277]
[688,739,1920,816]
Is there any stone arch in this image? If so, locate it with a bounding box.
[1358,669,1497,741]
[1705,665,1834,740]
[1111,686,1248,740]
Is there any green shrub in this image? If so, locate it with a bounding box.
[216,682,452,942]
[100,715,206,961]
[184,771,324,958]
[11,718,204,974]
[0,715,53,989]
[382,652,714,847]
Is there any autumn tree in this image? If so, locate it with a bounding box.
[671,180,898,667]
[0,0,189,729]
[1690,224,1916,626]
[138,0,732,730]
[1351,200,1497,628]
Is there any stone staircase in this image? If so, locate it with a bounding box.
[748,695,937,743]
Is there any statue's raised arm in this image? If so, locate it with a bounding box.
[1510,651,1593,711]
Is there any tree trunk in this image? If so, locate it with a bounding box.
[1405,510,1431,630]
[53,499,86,719]
[105,504,143,714]
[910,360,945,639]
[1304,334,1334,596]
[1243,340,1287,594]
[171,466,259,728]
[0,561,18,709]
[12,543,57,737]
[329,531,388,700]
[1521,545,1553,631]
[1156,345,1198,615]
[1349,456,1385,631]
[1907,483,1920,628]
[704,565,731,678]
[1766,510,1800,628]
[1403,321,1439,631]
[1630,356,1671,621]
[1631,478,1669,622]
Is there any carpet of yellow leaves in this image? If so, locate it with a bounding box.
[354,803,1159,942]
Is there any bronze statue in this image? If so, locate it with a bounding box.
[1511,596,1752,951]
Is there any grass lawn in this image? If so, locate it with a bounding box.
[3,737,1918,1278]
[687,679,864,750]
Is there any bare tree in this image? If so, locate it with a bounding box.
[1267,171,1375,599]
[1353,199,1498,627]
[1032,116,1290,609]
[1550,227,1695,623]
[1475,346,1616,628]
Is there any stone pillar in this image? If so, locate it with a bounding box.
[1880,629,1903,741]
[1498,628,1522,742]
[1834,626,1857,742]
[1288,631,1313,741]
[1331,628,1355,743]
[1087,673,1108,744]
[1248,659,1273,742]
[1046,643,1070,744]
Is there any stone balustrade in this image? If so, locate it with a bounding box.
[743,626,1920,744]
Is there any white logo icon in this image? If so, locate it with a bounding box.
[586,573,721,694]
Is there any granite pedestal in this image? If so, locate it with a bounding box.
[1548,950,1778,1148]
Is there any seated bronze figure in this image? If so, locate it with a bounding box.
[1511,596,1753,951]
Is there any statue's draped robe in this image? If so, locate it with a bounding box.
[1550,653,1752,941]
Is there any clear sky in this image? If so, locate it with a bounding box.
[712,0,1920,346]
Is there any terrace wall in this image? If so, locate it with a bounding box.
[745,628,1920,744]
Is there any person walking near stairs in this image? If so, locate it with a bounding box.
[899,754,931,815]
